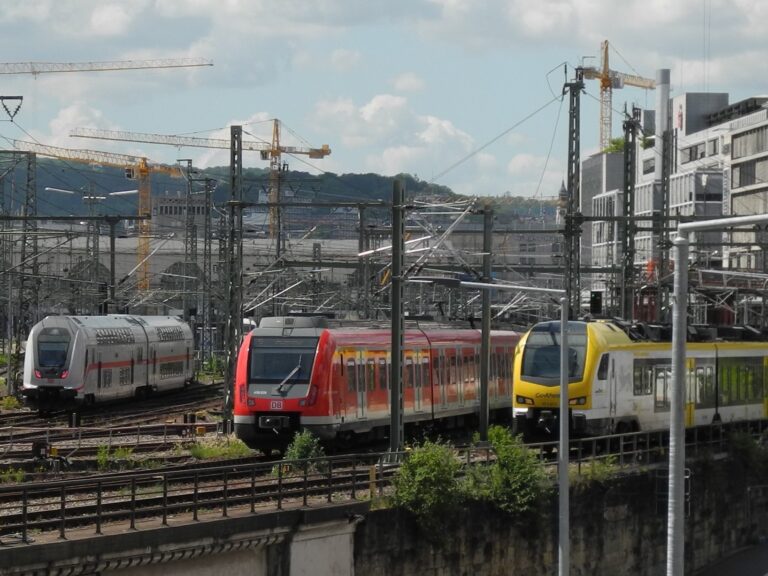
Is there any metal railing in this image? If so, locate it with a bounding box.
[1,418,766,545]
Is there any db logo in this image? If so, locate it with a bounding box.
[270,400,284,410]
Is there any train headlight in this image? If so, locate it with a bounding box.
[60,370,69,379]
[516,395,534,406]
[569,396,587,406]
[34,370,42,378]
[247,398,256,407]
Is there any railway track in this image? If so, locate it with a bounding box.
[0,381,226,463]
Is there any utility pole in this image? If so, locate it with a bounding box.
[202,178,215,363]
[564,68,584,319]
[621,106,641,321]
[653,69,671,323]
[389,180,405,454]
[180,159,196,322]
[479,204,493,442]
[224,125,243,424]
[10,151,37,395]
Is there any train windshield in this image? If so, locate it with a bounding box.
[248,336,318,396]
[37,327,71,368]
[520,321,587,385]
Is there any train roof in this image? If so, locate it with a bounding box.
[38,315,188,329]
[529,318,768,344]
[252,316,519,347]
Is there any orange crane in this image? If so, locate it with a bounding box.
[10,139,182,291]
[583,40,655,150]
[70,119,331,239]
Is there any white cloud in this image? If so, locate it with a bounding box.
[40,103,112,149]
[393,72,425,93]
[89,4,134,36]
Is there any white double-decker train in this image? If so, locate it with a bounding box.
[22,315,195,412]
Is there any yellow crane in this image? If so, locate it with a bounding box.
[70,119,331,239]
[10,139,182,291]
[583,40,655,150]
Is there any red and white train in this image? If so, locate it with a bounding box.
[233,316,520,452]
[22,315,195,412]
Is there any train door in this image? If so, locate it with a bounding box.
[378,357,389,409]
[607,355,617,421]
[685,358,696,427]
[456,349,464,406]
[97,352,103,397]
[355,353,367,420]
[438,350,447,408]
[412,353,423,413]
[421,353,431,413]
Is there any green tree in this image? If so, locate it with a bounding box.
[603,137,625,154]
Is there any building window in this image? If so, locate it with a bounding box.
[732,125,768,160]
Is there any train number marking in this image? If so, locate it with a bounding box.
[270,400,284,410]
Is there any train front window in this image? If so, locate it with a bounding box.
[248,336,318,397]
[520,321,587,385]
[37,328,71,368]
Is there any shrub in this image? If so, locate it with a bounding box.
[284,429,326,461]
[0,395,20,410]
[391,439,463,530]
[96,446,136,471]
[463,425,551,515]
[277,430,327,476]
[571,454,618,487]
[188,437,253,459]
[0,467,25,483]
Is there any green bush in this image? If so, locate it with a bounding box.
[571,454,618,487]
[188,437,252,459]
[391,439,463,530]
[284,429,326,461]
[0,467,25,483]
[96,445,136,471]
[0,395,20,410]
[462,425,551,515]
[276,430,327,476]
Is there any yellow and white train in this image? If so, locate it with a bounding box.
[512,320,768,438]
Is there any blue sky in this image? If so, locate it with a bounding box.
[0,0,765,201]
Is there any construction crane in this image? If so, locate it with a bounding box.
[10,139,182,291]
[583,40,655,150]
[0,58,212,75]
[70,120,331,240]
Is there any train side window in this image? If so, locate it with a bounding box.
[421,356,430,388]
[366,359,376,392]
[633,363,643,396]
[405,357,414,388]
[654,367,670,411]
[346,359,356,392]
[378,358,388,390]
[357,362,366,392]
[597,354,609,380]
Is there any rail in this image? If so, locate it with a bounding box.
[0,418,765,545]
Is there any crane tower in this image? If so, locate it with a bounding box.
[583,40,655,150]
